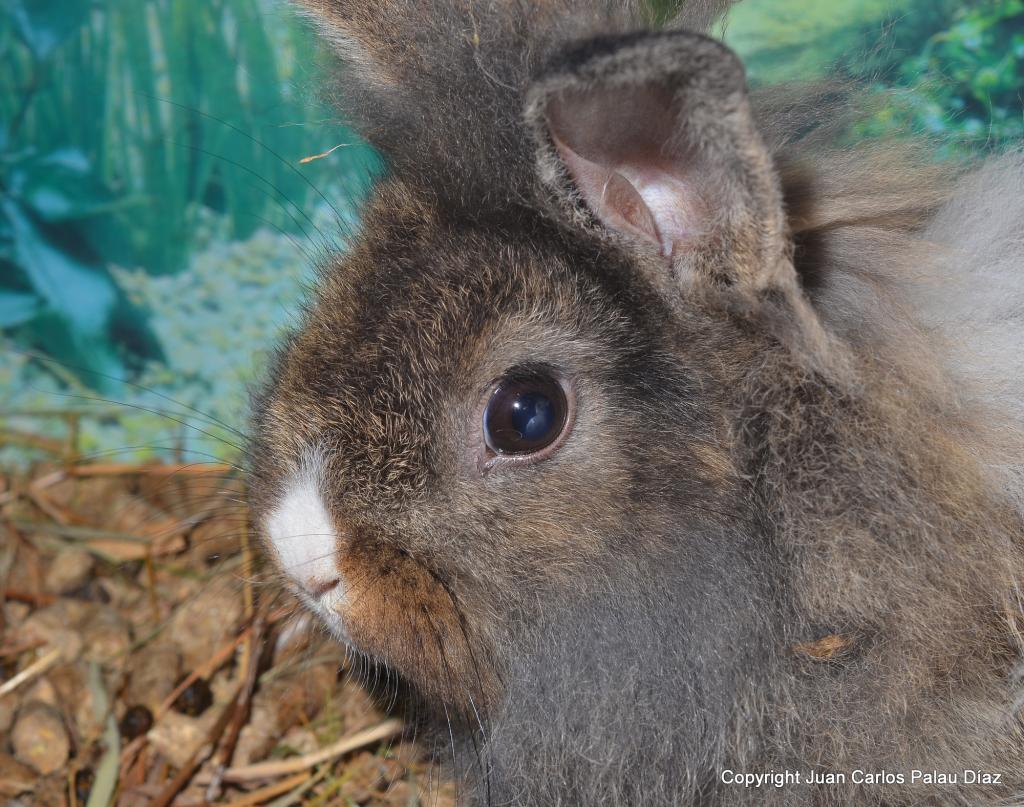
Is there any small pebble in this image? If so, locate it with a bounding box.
[168,585,242,669]
[3,601,30,625]
[44,548,95,594]
[23,676,59,707]
[119,704,154,740]
[279,726,319,756]
[11,701,70,775]
[80,605,133,665]
[232,697,281,766]
[48,661,100,738]
[173,677,213,717]
[146,710,218,770]
[16,600,88,661]
[125,641,181,710]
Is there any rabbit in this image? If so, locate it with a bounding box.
[248,0,1024,804]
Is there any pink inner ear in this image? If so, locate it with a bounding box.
[547,85,708,258]
[617,162,707,257]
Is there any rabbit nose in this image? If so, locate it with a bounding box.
[303,576,342,598]
[264,466,345,604]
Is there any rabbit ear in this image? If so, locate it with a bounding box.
[527,32,795,299]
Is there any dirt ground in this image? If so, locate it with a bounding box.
[0,451,454,806]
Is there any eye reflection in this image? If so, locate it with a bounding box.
[483,373,568,456]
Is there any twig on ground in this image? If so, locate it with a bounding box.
[261,763,333,807]
[238,520,255,675]
[0,646,62,698]
[201,719,404,784]
[223,771,314,806]
[68,462,235,478]
[0,534,14,635]
[1,589,56,606]
[0,427,65,455]
[27,471,72,525]
[204,609,268,801]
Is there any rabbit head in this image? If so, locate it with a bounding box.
[250,2,1024,804]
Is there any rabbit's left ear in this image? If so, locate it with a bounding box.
[526,32,798,305]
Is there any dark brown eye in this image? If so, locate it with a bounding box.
[483,373,569,456]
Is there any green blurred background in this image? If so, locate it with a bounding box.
[1,0,1022,465]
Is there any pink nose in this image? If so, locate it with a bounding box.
[304,577,341,598]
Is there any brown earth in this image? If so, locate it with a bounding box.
[0,455,453,806]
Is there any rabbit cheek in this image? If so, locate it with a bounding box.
[338,539,494,711]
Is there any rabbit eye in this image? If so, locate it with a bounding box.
[482,373,570,457]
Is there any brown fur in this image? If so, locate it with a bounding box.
[251,2,1024,804]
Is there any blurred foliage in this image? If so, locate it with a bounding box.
[1,146,164,388]
[727,0,1024,148]
[854,0,1024,147]
[724,0,916,83]
[0,204,339,467]
[1,0,378,391]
